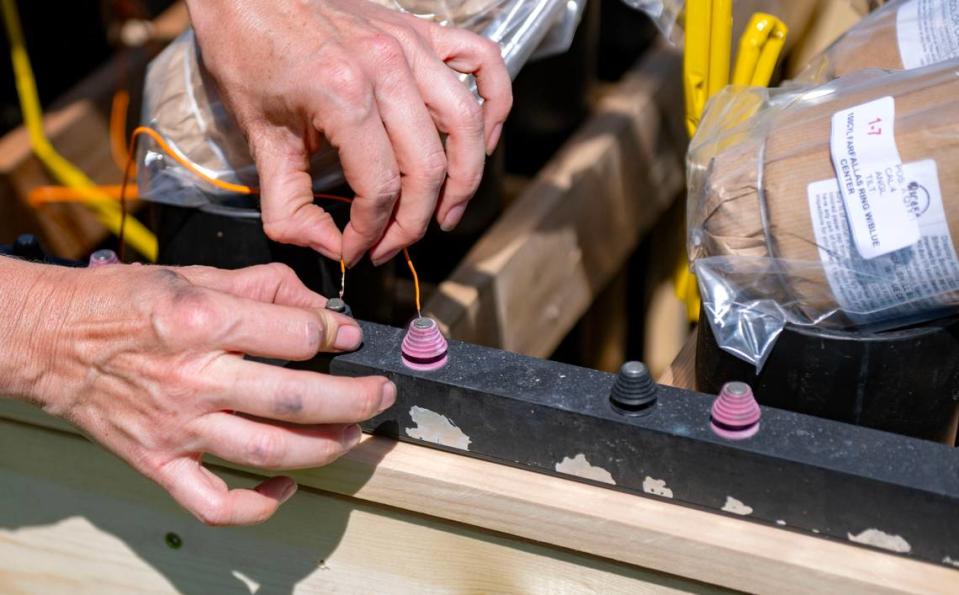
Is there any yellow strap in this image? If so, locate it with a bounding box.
[1,0,157,260]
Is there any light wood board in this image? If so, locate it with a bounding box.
[2,400,955,594]
[0,418,708,594]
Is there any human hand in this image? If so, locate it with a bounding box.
[187,0,513,265]
[13,261,394,525]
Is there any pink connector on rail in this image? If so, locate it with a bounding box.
[709,381,761,440]
[401,317,448,371]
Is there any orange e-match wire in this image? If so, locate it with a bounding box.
[116,125,423,314]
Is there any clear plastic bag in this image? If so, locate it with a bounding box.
[137,0,585,210]
[619,0,684,38]
[688,58,959,368]
[796,0,959,84]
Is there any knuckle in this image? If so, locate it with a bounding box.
[396,221,429,245]
[372,171,402,206]
[245,430,287,469]
[449,164,483,193]
[481,38,504,62]
[453,94,483,129]
[366,34,404,63]
[154,285,221,345]
[351,382,384,420]
[193,498,231,527]
[499,86,514,113]
[390,26,423,51]
[312,439,344,466]
[420,151,448,184]
[318,60,373,114]
[303,318,327,355]
[262,220,297,245]
[264,261,296,280]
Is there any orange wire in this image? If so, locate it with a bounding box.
[28,185,136,205]
[110,89,132,171]
[117,126,422,314]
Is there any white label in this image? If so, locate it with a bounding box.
[896,0,959,69]
[807,159,959,323]
[829,96,920,259]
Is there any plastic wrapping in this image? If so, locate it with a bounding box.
[618,0,836,46]
[796,0,959,84]
[137,0,585,209]
[688,58,959,368]
[619,0,684,38]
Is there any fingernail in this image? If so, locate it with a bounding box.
[343,424,362,447]
[345,253,365,269]
[486,123,503,156]
[378,381,397,413]
[441,205,467,232]
[371,248,400,267]
[280,480,298,503]
[334,324,363,351]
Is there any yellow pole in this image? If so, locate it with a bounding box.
[1,0,157,260]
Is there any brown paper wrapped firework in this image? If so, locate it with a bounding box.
[797,0,959,83]
[688,58,959,366]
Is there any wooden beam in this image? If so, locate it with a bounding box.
[0,418,701,594]
[0,2,190,258]
[424,46,687,357]
[2,400,955,593]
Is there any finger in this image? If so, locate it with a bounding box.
[197,412,363,470]
[161,286,361,358]
[252,131,343,259]
[407,51,486,233]
[212,292,362,358]
[429,27,513,154]
[176,263,328,308]
[157,456,295,526]
[363,35,448,266]
[316,62,402,266]
[207,356,395,424]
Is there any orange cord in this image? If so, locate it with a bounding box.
[29,185,134,205]
[110,89,132,171]
[115,125,422,314]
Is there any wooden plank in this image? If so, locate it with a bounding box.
[577,268,629,373]
[0,418,703,594]
[2,400,956,593]
[658,331,698,389]
[0,2,190,258]
[424,46,686,357]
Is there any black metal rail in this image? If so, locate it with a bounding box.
[331,321,959,568]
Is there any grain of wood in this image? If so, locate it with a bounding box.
[424,46,686,357]
[1,400,955,594]
[657,332,698,389]
[0,418,708,594]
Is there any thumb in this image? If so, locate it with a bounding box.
[252,133,343,260]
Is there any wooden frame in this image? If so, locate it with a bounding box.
[0,2,189,258]
[425,46,687,358]
[2,400,956,593]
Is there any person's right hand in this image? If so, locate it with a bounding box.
[15,261,393,526]
[187,0,513,266]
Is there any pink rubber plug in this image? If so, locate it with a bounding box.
[401,317,448,371]
[88,249,119,267]
[710,381,761,440]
